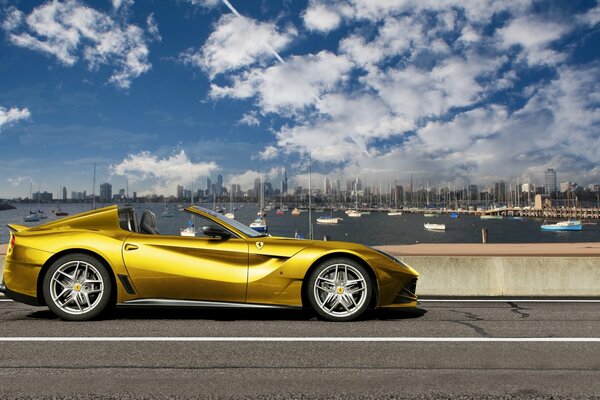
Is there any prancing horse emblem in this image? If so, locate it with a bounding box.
[256,242,264,250]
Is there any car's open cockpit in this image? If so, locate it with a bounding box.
[118,206,161,235]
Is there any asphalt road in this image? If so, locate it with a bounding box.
[0,299,599,399]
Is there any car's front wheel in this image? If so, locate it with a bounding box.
[42,254,112,321]
[307,258,372,322]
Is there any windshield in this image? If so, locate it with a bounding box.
[189,206,267,238]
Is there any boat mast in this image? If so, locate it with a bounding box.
[91,163,96,210]
[308,153,313,240]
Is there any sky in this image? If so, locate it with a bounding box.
[0,0,599,198]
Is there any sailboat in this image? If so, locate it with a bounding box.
[24,181,40,222]
[250,174,268,232]
[225,189,235,219]
[55,186,69,216]
[161,198,173,217]
[540,220,582,231]
[181,178,199,236]
[276,180,285,215]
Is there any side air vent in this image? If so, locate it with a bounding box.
[118,274,136,295]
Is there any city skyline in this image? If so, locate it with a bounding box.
[1,1,599,198]
[11,166,600,204]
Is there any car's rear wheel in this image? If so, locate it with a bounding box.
[42,254,112,321]
[307,258,372,322]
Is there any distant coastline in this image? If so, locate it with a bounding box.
[0,202,16,211]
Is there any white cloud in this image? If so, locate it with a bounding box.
[7,176,27,186]
[181,13,296,78]
[111,0,133,11]
[578,4,600,27]
[0,106,31,131]
[302,2,342,32]
[225,167,283,191]
[211,51,353,114]
[497,16,569,66]
[258,145,278,160]
[238,112,260,126]
[4,0,152,88]
[146,13,161,42]
[110,150,219,195]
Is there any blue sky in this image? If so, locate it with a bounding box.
[0,0,599,198]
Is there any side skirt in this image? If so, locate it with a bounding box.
[119,298,302,310]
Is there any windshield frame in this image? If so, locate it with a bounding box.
[187,206,267,238]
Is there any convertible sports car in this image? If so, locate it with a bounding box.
[1,205,418,321]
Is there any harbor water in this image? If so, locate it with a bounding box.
[1,203,599,246]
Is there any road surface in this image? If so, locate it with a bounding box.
[0,298,599,399]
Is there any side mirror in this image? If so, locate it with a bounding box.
[202,225,232,240]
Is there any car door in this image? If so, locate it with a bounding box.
[122,233,249,303]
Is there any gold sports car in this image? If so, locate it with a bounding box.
[1,206,418,321]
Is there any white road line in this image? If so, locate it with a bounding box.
[0,337,599,342]
[420,299,600,303]
[2,299,600,303]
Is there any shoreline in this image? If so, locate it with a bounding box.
[2,242,600,257]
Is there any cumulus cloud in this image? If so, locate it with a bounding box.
[497,16,569,66]
[210,51,353,114]
[3,0,153,88]
[191,0,599,186]
[0,106,31,131]
[180,13,295,78]
[110,150,219,195]
[302,2,343,32]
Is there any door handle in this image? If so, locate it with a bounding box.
[124,243,139,251]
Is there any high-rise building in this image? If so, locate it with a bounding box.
[282,168,288,195]
[545,168,557,194]
[99,183,112,202]
[62,187,67,201]
[206,178,212,195]
[216,175,223,196]
[324,177,331,195]
[176,185,184,200]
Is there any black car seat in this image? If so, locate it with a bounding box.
[140,210,159,234]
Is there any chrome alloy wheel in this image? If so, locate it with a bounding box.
[313,263,368,318]
[49,261,105,315]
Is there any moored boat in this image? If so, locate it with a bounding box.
[249,217,268,233]
[480,215,502,220]
[316,216,342,224]
[540,220,582,231]
[347,210,362,218]
[424,223,446,231]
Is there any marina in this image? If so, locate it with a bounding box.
[1,203,599,246]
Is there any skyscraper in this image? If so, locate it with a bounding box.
[282,167,288,195]
[216,175,223,196]
[545,168,557,194]
[99,183,112,203]
[62,186,67,201]
[176,185,184,200]
[206,178,212,195]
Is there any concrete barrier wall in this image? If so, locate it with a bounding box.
[402,256,600,297]
[1,255,599,297]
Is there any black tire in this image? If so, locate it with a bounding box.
[42,253,113,321]
[307,257,372,322]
